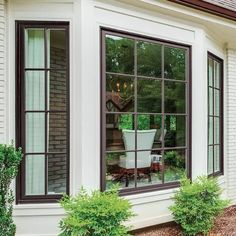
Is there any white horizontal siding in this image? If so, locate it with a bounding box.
[0,0,6,144]
[227,48,236,203]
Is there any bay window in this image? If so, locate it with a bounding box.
[101,29,191,194]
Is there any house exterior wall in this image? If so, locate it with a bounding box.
[226,48,236,203]
[0,0,234,235]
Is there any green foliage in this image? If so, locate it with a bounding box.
[0,144,22,236]
[59,187,134,236]
[119,115,133,130]
[164,151,185,169]
[137,115,150,130]
[119,114,151,131]
[169,176,229,236]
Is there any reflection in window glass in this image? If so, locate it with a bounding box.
[207,54,223,175]
[164,149,186,183]
[48,154,67,194]
[137,41,162,77]
[165,81,186,113]
[103,32,190,192]
[164,46,186,80]
[137,79,162,113]
[106,35,134,74]
[106,74,134,112]
[164,115,186,148]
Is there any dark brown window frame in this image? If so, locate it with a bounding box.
[207,52,224,177]
[16,21,70,204]
[100,28,192,195]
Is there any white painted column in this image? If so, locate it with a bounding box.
[0,0,6,144]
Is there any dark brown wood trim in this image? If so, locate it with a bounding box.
[168,0,236,21]
[15,21,70,204]
[100,27,192,195]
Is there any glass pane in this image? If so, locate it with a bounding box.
[137,78,162,113]
[106,114,134,151]
[48,113,67,153]
[25,155,45,195]
[214,61,220,89]
[26,113,45,153]
[137,150,162,187]
[47,29,67,69]
[25,29,45,68]
[214,117,220,144]
[106,74,134,112]
[48,71,67,111]
[106,152,135,190]
[164,46,186,80]
[208,88,213,116]
[106,34,134,74]
[164,149,186,183]
[164,81,186,113]
[164,115,186,147]
[25,71,45,110]
[137,114,162,149]
[214,145,220,172]
[48,154,67,194]
[208,117,213,145]
[137,41,162,77]
[208,58,213,87]
[208,146,213,175]
[214,89,220,116]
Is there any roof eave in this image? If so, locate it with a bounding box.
[168,0,236,21]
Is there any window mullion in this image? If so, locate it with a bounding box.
[44,28,48,196]
[134,39,137,188]
[161,45,165,184]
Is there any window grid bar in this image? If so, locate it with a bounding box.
[24,110,67,113]
[44,28,48,196]
[105,146,188,154]
[105,111,187,116]
[25,68,66,71]
[106,71,187,83]
[134,39,138,188]
[161,45,165,185]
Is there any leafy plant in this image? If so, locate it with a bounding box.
[59,186,134,236]
[119,114,151,131]
[169,176,229,236]
[0,144,22,236]
[164,151,185,169]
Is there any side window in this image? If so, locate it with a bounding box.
[16,22,70,203]
[207,53,224,176]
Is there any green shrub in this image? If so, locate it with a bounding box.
[59,187,134,236]
[0,144,22,236]
[169,176,229,236]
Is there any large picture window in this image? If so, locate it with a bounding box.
[101,29,191,194]
[16,21,70,203]
[207,53,223,176]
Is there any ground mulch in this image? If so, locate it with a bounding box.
[133,205,236,236]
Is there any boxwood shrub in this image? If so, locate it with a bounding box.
[59,187,134,236]
[169,176,229,236]
[0,144,22,236]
